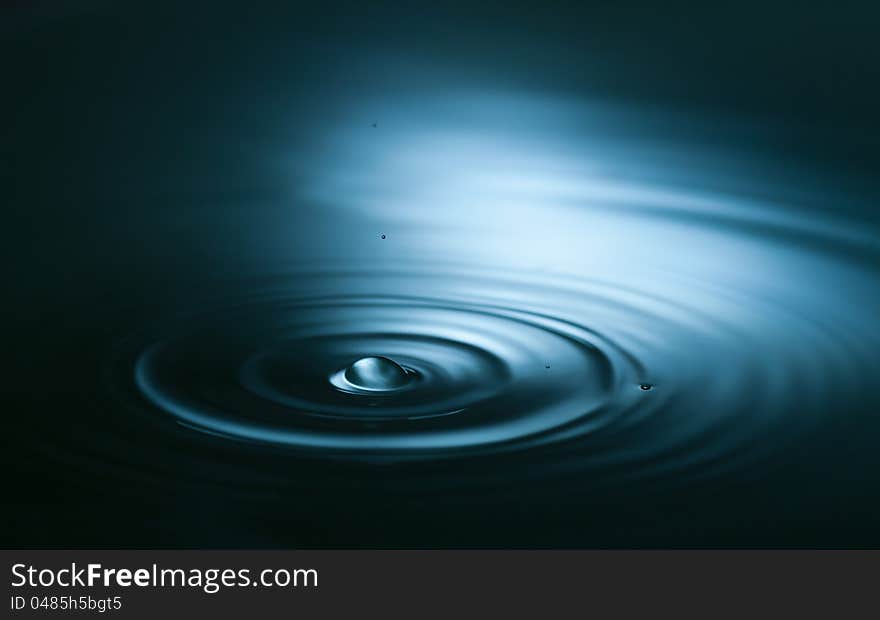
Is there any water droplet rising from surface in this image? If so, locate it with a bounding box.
[343,355,410,391]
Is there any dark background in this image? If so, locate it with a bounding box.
[3,1,880,547]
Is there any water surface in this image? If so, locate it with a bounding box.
[5,1,880,547]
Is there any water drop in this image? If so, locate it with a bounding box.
[343,356,410,391]
[639,383,654,391]
[380,234,386,239]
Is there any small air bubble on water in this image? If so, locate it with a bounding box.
[343,356,410,391]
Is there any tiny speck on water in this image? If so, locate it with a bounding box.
[545,364,550,369]
[381,234,386,239]
[639,383,654,391]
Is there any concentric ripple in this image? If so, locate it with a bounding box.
[123,237,880,486]
[133,287,637,453]
[113,92,880,486]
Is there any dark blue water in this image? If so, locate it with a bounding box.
[4,1,880,547]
